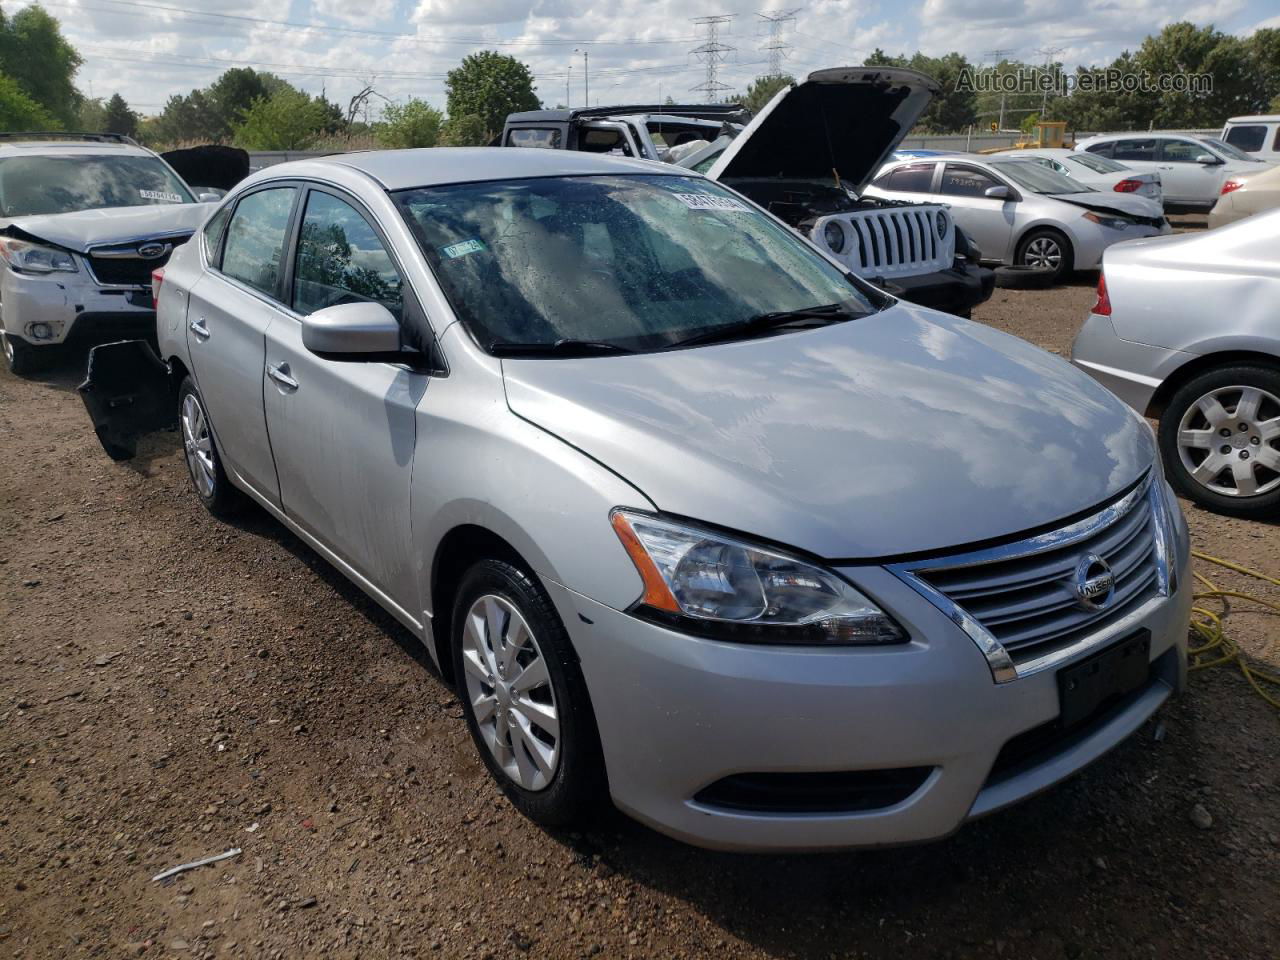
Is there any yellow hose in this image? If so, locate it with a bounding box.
[1188,550,1280,712]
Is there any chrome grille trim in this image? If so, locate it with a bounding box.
[888,472,1174,683]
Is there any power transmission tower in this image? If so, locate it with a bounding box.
[690,15,736,98]
[1034,45,1064,117]
[757,8,800,77]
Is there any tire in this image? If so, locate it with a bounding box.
[1014,228,1073,283]
[1157,364,1280,518]
[177,375,244,518]
[451,559,606,828]
[993,265,1057,290]
[2,331,46,376]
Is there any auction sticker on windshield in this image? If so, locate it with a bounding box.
[441,238,487,259]
[140,189,184,203]
[672,193,750,212]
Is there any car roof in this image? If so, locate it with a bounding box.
[0,139,155,158]
[1225,115,1280,124]
[311,146,681,190]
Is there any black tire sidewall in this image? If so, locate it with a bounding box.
[3,333,42,376]
[450,559,605,828]
[1158,364,1280,518]
[1015,228,1072,282]
[177,375,240,517]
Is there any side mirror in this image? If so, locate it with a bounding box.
[195,190,225,202]
[984,185,1011,200]
[1195,154,1220,165]
[302,302,402,359]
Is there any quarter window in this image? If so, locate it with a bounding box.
[939,164,1000,197]
[220,187,297,297]
[292,191,403,320]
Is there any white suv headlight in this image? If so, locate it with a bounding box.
[0,238,78,274]
[611,510,906,645]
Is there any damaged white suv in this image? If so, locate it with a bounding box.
[0,133,216,375]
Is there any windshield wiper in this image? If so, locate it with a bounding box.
[489,338,636,358]
[669,303,855,348]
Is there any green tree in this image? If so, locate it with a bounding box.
[743,74,794,114]
[78,96,106,131]
[232,88,329,150]
[445,51,540,141]
[0,4,82,127]
[0,72,52,130]
[907,52,979,131]
[377,98,443,148]
[1135,22,1264,126]
[440,113,487,146]
[1248,28,1280,104]
[103,92,138,138]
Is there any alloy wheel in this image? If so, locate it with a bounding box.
[460,594,560,791]
[1023,237,1061,269]
[180,392,217,498]
[2,333,13,365]
[1176,385,1280,498]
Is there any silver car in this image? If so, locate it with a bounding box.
[866,154,1170,282]
[81,148,1191,851]
[990,148,1163,204]
[1072,209,1280,518]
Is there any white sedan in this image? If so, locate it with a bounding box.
[992,148,1162,204]
[1074,134,1270,211]
[866,155,1170,282]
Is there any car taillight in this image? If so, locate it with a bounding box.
[1113,179,1143,193]
[151,267,164,307]
[1221,179,1245,195]
[1091,272,1111,317]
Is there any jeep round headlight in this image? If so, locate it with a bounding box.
[823,220,846,254]
[935,209,949,240]
[611,509,906,645]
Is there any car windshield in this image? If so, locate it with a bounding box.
[989,160,1093,194]
[394,174,881,355]
[1066,153,1127,174]
[0,154,195,217]
[1200,138,1256,162]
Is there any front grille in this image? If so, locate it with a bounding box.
[85,234,189,286]
[840,206,954,279]
[912,481,1161,665]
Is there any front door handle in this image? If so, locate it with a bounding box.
[267,362,299,391]
[189,317,210,339]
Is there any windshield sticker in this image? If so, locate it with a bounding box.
[672,193,750,212]
[441,238,486,259]
[139,189,184,203]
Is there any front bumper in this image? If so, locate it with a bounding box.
[545,521,1191,852]
[884,262,995,316]
[0,264,155,347]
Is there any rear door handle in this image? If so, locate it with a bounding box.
[267,362,299,391]
[189,317,210,339]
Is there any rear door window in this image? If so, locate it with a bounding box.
[219,187,297,298]
[1111,139,1158,161]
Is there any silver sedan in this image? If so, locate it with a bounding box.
[867,155,1170,282]
[1072,208,1280,517]
[991,148,1163,204]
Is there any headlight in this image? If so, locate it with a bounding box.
[0,238,78,274]
[935,209,949,240]
[610,510,906,645]
[1082,211,1131,230]
[823,220,846,254]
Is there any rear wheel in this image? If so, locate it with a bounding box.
[178,376,244,518]
[1014,229,1073,283]
[1158,365,1280,518]
[452,559,606,827]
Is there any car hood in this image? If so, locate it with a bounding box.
[1047,191,1164,219]
[706,66,940,196]
[502,304,1154,560]
[0,203,212,253]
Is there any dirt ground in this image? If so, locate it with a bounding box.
[2,218,1277,959]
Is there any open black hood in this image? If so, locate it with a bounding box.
[707,66,940,195]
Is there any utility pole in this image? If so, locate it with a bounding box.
[689,15,735,99]
[757,8,800,78]
[982,49,1014,132]
[566,61,571,108]
[573,48,588,107]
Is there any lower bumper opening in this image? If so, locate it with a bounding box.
[693,767,934,815]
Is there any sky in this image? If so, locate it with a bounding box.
[9,0,1278,118]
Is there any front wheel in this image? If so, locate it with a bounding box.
[451,559,606,828]
[2,331,45,376]
[1158,365,1280,518]
[1014,229,1072,283]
